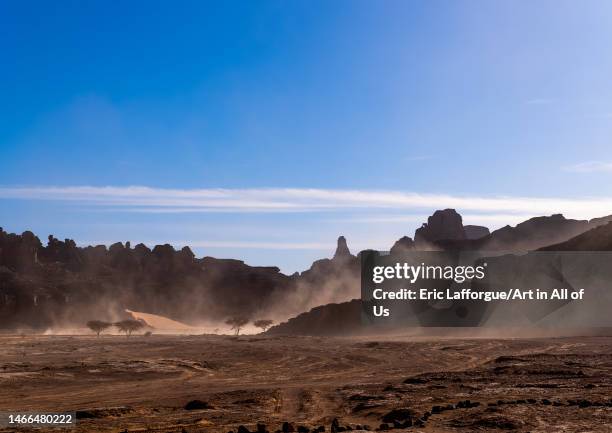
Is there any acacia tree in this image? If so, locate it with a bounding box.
[114,319,145,337]
[86,320,112,337]
[225,317,249,335]
[253,319,274,333]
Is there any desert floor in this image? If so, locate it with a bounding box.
[0,334,611,432]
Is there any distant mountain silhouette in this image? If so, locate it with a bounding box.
[271,211,612,336]
[407,209,601,251]
[0,228,359,330]
[473,214,593,251]
[2,209,612,330]
[539,221,612,251]
[464,225,490,240]
[433,213,612,252]
[0,228,296,329]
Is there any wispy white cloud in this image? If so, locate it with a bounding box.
[563,161,612,173]
[1,185,612,220]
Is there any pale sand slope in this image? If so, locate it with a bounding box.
[126,309,200,333]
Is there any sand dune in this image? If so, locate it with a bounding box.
[126,309,200,333]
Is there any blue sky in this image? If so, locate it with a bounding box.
[2,1,612,272]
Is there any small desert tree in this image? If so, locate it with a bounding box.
[253,319,274,333]
[86,320,112,337]
[225,317,249,335]
[114,319,145,337]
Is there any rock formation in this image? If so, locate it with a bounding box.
[464,225,490,240]
[430,213,612,252]
[333,236,352,260]
[266,300,363,336]
[474,214,592,251]
[539,221,612,251]
[414,209,466,245]
[390,236,415,254]
[0,227,296,329]
[3,208,612,331]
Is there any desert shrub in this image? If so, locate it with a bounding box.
[225,317,249,335]
[86,320,112,337]
[114,319,145,337]
[253,319,274,332]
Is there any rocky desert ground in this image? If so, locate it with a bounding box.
[0,334,611,433]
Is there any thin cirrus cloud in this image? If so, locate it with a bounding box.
[1,185,612,219]
[563,161,612,173]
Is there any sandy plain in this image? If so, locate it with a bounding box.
[0,334,611,432]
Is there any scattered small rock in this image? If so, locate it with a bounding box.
[456,400,480,409]
[381,408,414,423]
[403,377,427,384]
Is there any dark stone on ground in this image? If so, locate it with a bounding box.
[381,408,414,423]
[184,400,212,410]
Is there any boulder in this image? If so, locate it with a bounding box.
[184,399,211,410]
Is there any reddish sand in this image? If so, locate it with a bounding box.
[0,334,610,432]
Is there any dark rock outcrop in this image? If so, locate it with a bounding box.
[184,400,211,410]
[414,209,466,245]
[0,226,365,330]
[333,236,352,260]
[3,207,612,331]
[389,236,414,254]
[474,214,590,251]
[464,225,490,240]
[290,237,360,315]
[588,214,612,227]
[266,300,362,336]
[539,221,612,251]
[381,408,415,423]
[0,227,297,329]
[436,213,612,252]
